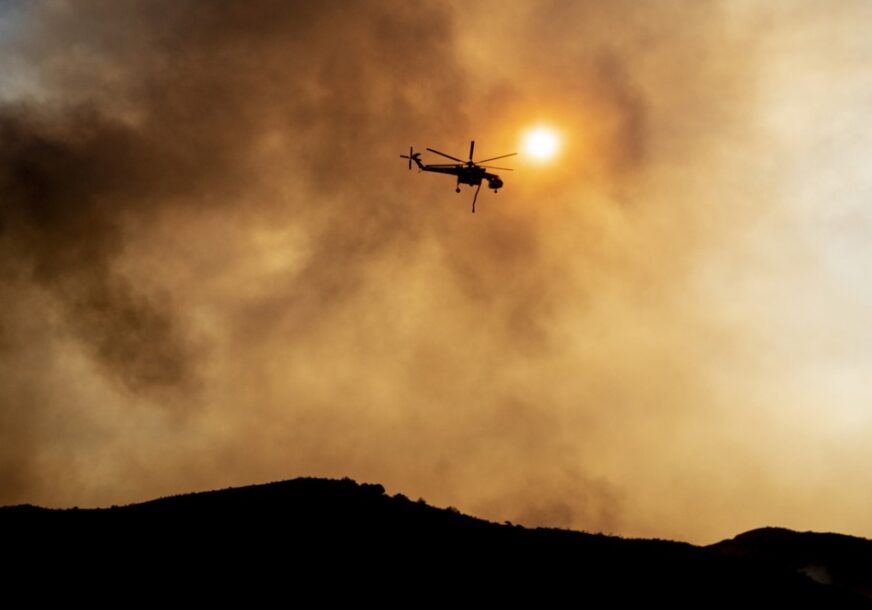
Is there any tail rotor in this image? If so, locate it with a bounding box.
[400,146,415,170]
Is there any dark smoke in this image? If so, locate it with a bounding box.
[0,106,198,395]
[0,1,463,395]
[0,0,475,503]
[4,1,868,545]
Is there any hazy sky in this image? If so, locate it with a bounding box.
[1,0,871,544]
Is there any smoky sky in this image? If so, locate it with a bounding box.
[2,0,871,544]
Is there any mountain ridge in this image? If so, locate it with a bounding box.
[3,476,870,605]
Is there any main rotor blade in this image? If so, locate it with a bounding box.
[469,140,475,162]
[426,163,463,167]
[476,152,517,164]
[426,148,464,162]
[480,165,514,171]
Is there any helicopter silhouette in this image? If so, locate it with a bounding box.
[401,140,516,213]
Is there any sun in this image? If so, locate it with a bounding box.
[522,126,561,162]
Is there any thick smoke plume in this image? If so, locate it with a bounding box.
[2,1,871,543]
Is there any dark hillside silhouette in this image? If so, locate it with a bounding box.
[712,527,872,598]
[2,477,870,605]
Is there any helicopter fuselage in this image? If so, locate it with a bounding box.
[415,162,504,190]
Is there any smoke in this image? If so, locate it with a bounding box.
[1,0,871,543]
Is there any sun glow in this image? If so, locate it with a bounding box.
[522,126,561,162]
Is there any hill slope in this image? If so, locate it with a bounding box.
[2,477,870,605]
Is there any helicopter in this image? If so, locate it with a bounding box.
[400,140,516,213]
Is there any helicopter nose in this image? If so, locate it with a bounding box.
[488,177,503,190]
